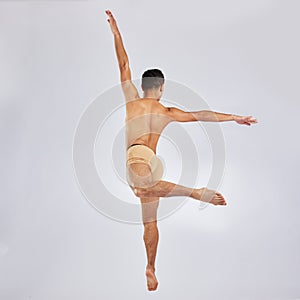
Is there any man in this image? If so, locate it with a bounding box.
[105,10,257,291]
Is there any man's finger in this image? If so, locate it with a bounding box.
[105,10,114,18]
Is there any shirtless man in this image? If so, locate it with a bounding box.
[106,9,257,291]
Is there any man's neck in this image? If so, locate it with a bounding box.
[143,93,160,101]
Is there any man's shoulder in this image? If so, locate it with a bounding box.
[155,101,169,112]
[127,98,169,114]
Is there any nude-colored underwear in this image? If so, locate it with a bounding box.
[126,144,164,182]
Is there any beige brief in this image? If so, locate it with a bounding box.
[126,144,164,183]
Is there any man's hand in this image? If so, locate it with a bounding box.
[233,115,258,126]
[105,10,119,35]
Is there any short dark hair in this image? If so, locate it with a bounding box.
[141,69,165,90]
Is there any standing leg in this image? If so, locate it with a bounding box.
[140,196,160,291]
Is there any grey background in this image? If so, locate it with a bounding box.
[0,0,299,299]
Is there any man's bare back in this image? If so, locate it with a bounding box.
[126,98,173,153]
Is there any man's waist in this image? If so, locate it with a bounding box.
[126,144,155,163]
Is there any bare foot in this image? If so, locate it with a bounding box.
[145,268,158,291]
[193,187,227,206]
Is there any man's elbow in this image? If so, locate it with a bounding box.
[119,61,129,71]
[194,110,214,122]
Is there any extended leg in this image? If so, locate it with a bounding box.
[127,163,226,205]
[134,180,227,206]
[140,196,159,291]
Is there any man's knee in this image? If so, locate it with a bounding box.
[131,178,161,197]
[133,187,147,197]
[143,219,157,227]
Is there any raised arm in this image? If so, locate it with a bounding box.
[165,107,258,126]
[105,10,140,101]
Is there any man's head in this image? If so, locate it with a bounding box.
[141,69,165,100]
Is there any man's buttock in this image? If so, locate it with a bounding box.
[126,144,164,187]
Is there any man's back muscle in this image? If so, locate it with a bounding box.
[126,98,171,152]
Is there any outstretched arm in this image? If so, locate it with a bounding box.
[166,107,258,126]
[105,10,139,101]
